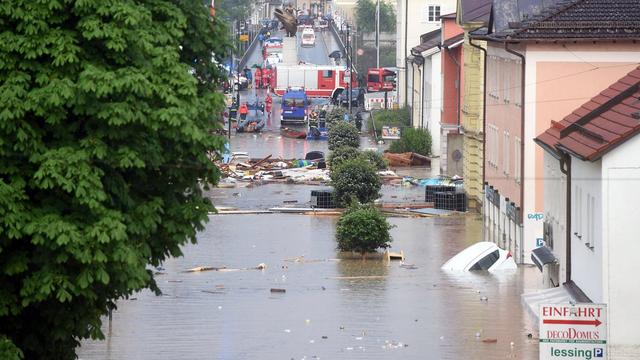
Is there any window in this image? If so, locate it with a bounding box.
[424,5,440,22]
[322,70,333,78]
[503,59,511,103]
[503,131,510,176]
[575,185,583,240]
[368,73,380,83]
[488,56,498,99]
[470,250,500,270]
[514,137,521,183]
[586,194,595,250]
[514,60,522,107]
[487,125,498,167]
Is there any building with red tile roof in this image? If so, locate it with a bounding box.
[535,66,640,356]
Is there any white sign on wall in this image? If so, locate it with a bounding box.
[539,303,607,360]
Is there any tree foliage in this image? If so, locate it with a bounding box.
[330,157,381,206]
[355,0,396,33]
[0,1,230,358]
[329,146,362,169]
[325,106,346,126]
[362,150,388,170]
[389,127,432,156]
[328,121,360,150]
[336,203,393,255]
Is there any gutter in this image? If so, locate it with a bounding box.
[468,38,487,189]
[504,42,525,225]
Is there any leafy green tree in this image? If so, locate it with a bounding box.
[336,203,393,255]
[325,106,346,126]
[0,1,229,359]
[331,157,381,206]
[208,0,254,21]
[362,150,388,170]
[355,0,396,33]
[389,127,432,156]
[329,146,362,169]
[328,121,360,150]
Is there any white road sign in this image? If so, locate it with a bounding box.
[539,303,607,360]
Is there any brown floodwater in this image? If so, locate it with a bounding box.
[78,213,542,360]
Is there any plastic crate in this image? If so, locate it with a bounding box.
[310,190,336,209]
[425,185,455,203]
[434,192,467,212]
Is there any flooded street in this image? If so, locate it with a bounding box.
[78,25,543,360]
[78,212,541,360]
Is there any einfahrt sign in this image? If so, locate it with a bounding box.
[539,303,607,360]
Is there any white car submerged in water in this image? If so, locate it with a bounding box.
[441,242,517,271]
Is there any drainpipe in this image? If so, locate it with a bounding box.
[445,46,461,133]
[421,61,425,128]
[559,152,572,282]
[469,38,487,193]
[505,42,525,225]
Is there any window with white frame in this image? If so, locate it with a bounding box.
[514,60,522,107]
[575,185,583,240]
[503,131,510,176]
[586,193,595,250]
[423,5,441,22]
[487,124,499,167]
[514,137,521,183]
[488,56,498,98]
[503,59,511,103]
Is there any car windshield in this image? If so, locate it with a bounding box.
[368,74,380,82]
[303,34,314,39]
[383,74,396,82]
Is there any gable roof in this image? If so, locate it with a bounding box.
[459,0,492,25]
[535,67,640,161]
[412,29,442,55]
[493,0,640,41]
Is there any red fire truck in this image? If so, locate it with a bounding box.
[272,64,357,98]
[366,68,396,92]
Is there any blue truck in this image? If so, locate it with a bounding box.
[280,88,309,125]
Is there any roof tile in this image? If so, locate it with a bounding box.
[536,66,640,160]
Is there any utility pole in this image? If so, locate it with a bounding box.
[376,0,380,68]
[236,19,241,108]
[347,23,352,116]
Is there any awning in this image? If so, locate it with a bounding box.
[531,246,557,271]
[521,285,575,321]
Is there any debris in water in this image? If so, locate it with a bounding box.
[309,339,315,344]
[482,339,497,343]
[167,280,182,283]
[439,336,445,341]
[217,306,222,310]
[355,337,363,341]
[284,329,291,333]
[321,336,328,339]
[510,341,515,348]
[270,288,286,293]
[339,326,345,330]
[305,319,311,324]
[480,296,488,301]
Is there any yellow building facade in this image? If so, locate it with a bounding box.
[460,31,485,211]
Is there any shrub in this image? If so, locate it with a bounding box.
[371,107,410,136]
[329,146,361,169]
[325,106,346,126]
[362,150,387,170]
[328,121,360,150]
[388,127,432,156]
[330,157,381,206]
[336,203,394,255]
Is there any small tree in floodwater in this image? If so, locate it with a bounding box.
[336,203,394,256]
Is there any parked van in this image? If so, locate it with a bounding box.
[281,88,309,124]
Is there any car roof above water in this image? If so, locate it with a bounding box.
[441,242,498,270]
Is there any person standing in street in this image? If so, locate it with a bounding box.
[254,67,262,89]
[262,67,271,90]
